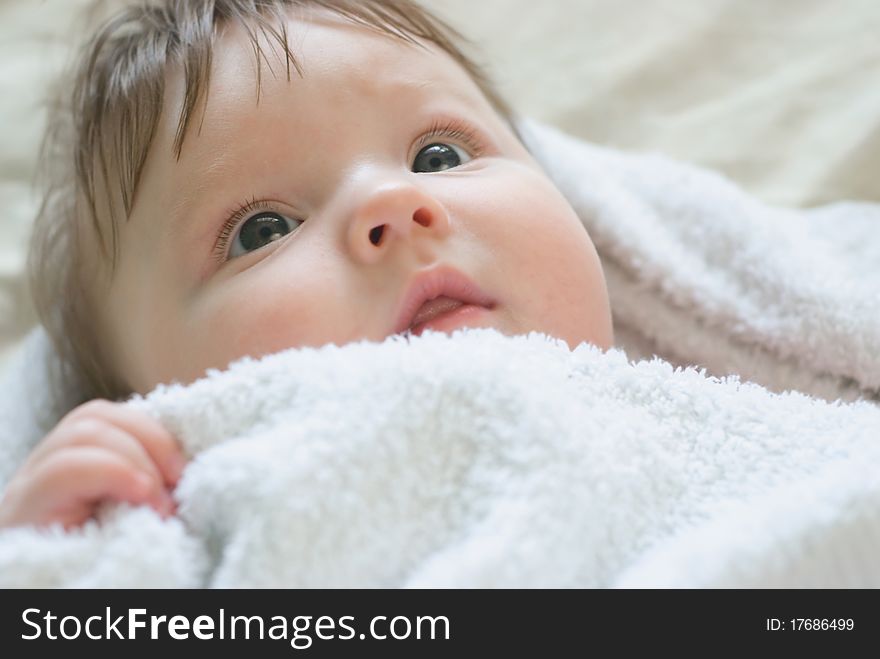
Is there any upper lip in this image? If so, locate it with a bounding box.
[392,265,497,335]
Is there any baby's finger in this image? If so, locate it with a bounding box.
[27,420,165,492]
[65,400,187,486]
[32,446,173,517]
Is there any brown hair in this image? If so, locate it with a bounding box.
[28,0,519,404]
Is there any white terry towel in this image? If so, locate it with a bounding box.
[0,119,878,587]
[0,330,879,588]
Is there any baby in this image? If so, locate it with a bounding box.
[0,0,613,530]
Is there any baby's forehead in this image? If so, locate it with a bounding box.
[159,13,488,151]
[214,11,476,93]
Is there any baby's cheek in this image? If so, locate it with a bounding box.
[190,275,329,372]
[480,167,612,348]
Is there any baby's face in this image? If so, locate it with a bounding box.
[102,11,613,395]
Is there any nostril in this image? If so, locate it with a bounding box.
[413,208,432,227]
[369,225,384,246]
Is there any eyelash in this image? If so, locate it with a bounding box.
[212,118,487,262]
[412,117,486,161]
[213,197,276,262]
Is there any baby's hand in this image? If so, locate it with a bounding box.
[0,399,187,531]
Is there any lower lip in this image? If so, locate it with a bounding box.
[408,304,491,337]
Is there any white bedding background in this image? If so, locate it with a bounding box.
[1,0,879,365]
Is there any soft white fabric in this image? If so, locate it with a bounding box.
[1,330,879,588]
[0,120,878,587]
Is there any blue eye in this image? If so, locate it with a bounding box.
[229,211,299,258]
[412,142,471,173]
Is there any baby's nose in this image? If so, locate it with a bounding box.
[346,181,451,263]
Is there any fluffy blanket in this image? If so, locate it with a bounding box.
[0,120,878,587]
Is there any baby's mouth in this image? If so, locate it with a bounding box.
[403,296,495,338]
[391,264,498,337]
[407,296,464,331]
